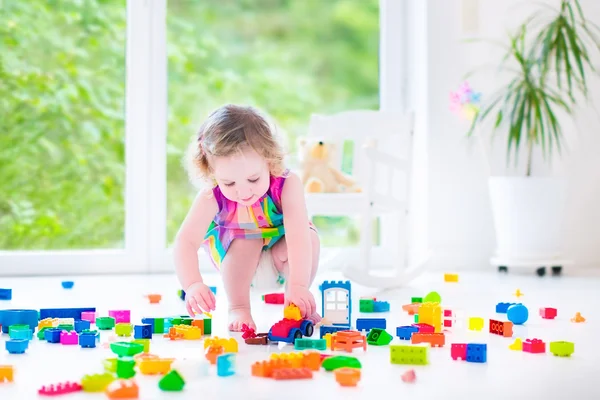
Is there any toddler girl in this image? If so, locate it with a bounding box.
[173,104,321,331]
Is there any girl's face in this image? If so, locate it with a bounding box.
[212,146,271,206]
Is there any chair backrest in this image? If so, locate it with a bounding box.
[305,110,414,189]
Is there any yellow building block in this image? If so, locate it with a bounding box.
[174,325,202,340]
[418,302,442,333]
[283,305,302,321]
[38,318,58,330]
[444,273,459,282]
[468,317,484,331]
[204,337,238,353]
[270,352,305,368]
[324,333,333,348]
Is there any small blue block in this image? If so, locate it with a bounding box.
[0,288,12,300]
[396,325,419,340]
[209,286,217,295]
[6,339,29,354]
[507,304,529,325]
[319,325,347,338]
[134,324,152,339]
[141,317,155,332]
[61,281,74,289]
[217,353,236,377]
[356,318,386,332]
[79,332,99,348]
[373,301,390,312]
[9,328,33,340]
[495,302,518,313]
[466,343,487,363]
[74,319,91,333]
[44,328,62,343]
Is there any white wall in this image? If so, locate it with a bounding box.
[422,0,600,270]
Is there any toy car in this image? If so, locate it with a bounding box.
[268,318,314,344]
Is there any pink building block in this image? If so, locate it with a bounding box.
[539,307,557,319]
[451,343,467,360]
[108,310,131,324]
[81,312,96,323]
[411,323,434,333]
[60,331,79,345]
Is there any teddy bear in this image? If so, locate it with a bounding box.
[297,137,362,193]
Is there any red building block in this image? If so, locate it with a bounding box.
[38,382,82,396]
[451,343,467,360]
[523,338,546,354]
[263,293,285,304]
[411,323,435,333]
[489,319,513,337]
[539,307,557,320]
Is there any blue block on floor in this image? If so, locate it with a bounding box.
[319,325,347,339]
[373,301,390,312]
[396,325,419,340]
[495,302,518,313]
[356,318,386,332]
[39,308,96,320]
[61,281,74,289]
[0,288,12,300]
[134,324,152,339]
[9,328,33,340]
[74,319,91,333]
[44,328,62,343]
[6,339,29,354]
[466,343,487,363]
[79,332,99,348]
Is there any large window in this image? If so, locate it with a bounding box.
[166,0,380,248]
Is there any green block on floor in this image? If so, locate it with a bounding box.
[390,344,428,365]
[179,317,192,326]
[154,318,165,334]
[110,341,144,357]
[116,357,136,379]
[359,299,375,313]
[96,317,115,330]
[159,370,185,391]
[414,314,419,323]
[366,328,393,345]
[170,317,182,326]
[411,297,423,303]
[132,339,150,353]
[37,327,49,340]
[57,324,74,332]
[103,358,117,373]
[203,318,211,335]
[294,338,327,351]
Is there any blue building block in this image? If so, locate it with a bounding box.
[319,280,352,327]
[396,325,419,340]
[141,317,155,332]
[216,353,236,377]
[0,309,38,334]
[39,307,96,320]
[495,302,518,313]
[507,304,529,325]
[61,281,74,289]
[134,324,152,339]
[319,325,347,339]
[373,301,390,312]
[356,318,386,332]
[9,327,33,340]
[44,328,62,343]
[466,343,487,363]
[74,319,91,333]
[0,288,12,300]
[79,332,99,348]
[6,339,29,354]
[209,286,217,295]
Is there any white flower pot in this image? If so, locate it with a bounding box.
[488,176,569,272]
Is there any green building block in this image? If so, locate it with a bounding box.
[178,316,193,326]
[37,327,49,340]
[321,356,362,371]
[366,328,393,346]
[103,358,117,373]
[424,291,441,303]
[411,297,423,304]
[154,318,165,334]
[57,324,74,332]
[549,341,574,357]
[9,324,29,333]
[390,344,428,365]
[159,370,185,391]
[414,314,419,323]
[294,338,327,351]
[96,317,115,330]
[170,317,182,326]
[359,299,375,313]
[116,357,136,379]
[82,373,115,392]
[203,318,212,335]
[115,323,132,337]
[132,339,150,353]
[110,341,144,357]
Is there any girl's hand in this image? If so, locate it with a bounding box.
[185,282,216,317]
[285,284,316,318]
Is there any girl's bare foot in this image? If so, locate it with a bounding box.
[228,307,256,331]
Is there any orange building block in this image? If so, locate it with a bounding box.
[402,303,420,315]
[191,319,204,334]
[164,327,184,341]
[105,379,138,399]
[331,331,367,353]
[302,351,321,371]
[0,365,14,383]
[146,294,162,304]
[205,345,224,365]
[335,367,361,387]
[411,333,445,347]
[272,368,313,380]
[251,359,292,378]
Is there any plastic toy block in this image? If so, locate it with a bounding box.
[366,328,393,345]
[319,280,351,327]
[103,358,118,373]
[44,328,62,343]
[468,317,484,331]
[115,323,132,337]
[263,293,285,304]
[412,323,435,333]
[424,291,441,303]
[390,344,428,365]
[177,316,193,326]
[334,367,361,387]
[96,317,115,330]
[108,310,130,324]
[466,343,487,363]
[284,304,302,320]
[0,288,12,300]
[38,381,82,396]
[414,314,419,323]
[116,357,136,379]
[133,324,152,339]
[356,318,386,332]
[412,333,445,347]
[74,319,91,333]
[39,308,95,320]
[411,297,423,303]
[272,367,313,380]
[138,358,175,375]
[141,317,162,334]
[241,323,256,339]
[159,370,185,391]
[81,373,115,392]
[132,339,150,353]
[60,280,75,289]
[79,332,99,348]
[37,327,50,340]
[360,298,375,312]
[539,307,557,319]
[444,273,459,282]
[57,317,75,326]
[205,345,225,364]
[106,379,139,399]
[331,330,367,353]
[80,311,96,323]
[164,327,184,341]
[320,325,346,338]
[495,302,518,313]
[173,325,201,340]
[373,301,390,312]
[571,312,585,323]
[523,338,546,354]
[60,331,78,345]
[514,289,524,298]
[178,289,186,300]
[6,339,28,354]
[549,341,574,357]
[245,333,269,345]
[0,309,38,333]
[251,359,293,377]
[56,324,74,332]
[451,343,467,360]
[509,338,523,351]
[204,337,238,353]
[9,326,32,340]
[507,304,529,325]
[295,338,327,350]
[402,303,420,316]
[417,302,442,333]
[0,365,14,382]
[110,341,144,357]
[38,318,57,330]
[402,369,416,383]
[321,355,361,371]
[301,351,322,371]
[203,317,212,335]
[396,325,418,340]
[217,353,236,377]
[489,319,513,337]
[324,333,332,348]
[146,294,162,304]
[271,352,305,368]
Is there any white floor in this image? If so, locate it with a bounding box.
[0,270,599,399]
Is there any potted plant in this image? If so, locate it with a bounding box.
[466,0,600,276]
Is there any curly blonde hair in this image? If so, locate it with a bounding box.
[185,104,287,189]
